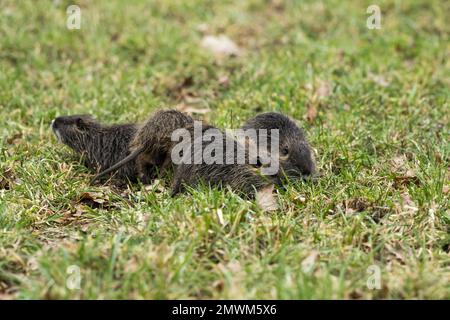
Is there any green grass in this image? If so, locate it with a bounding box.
[0,0,449,299]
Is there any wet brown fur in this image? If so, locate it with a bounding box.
[170,124,273,197]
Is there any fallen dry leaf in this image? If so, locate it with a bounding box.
[174,75,194,91]
[77,190,121,210]
[348,289,364,300]
[384,243,406,264]
[144,179,167,193]
[393,174,420,188]
[0,279,16,300]
[0,167,15,190]
[0,292,16,300]
[315,80,332,99]
[26,257,39,271]
[301,250,319,273]
[270,0,285,11]
[391,155,407,169]
[165,76,196,100]
[79,192,105,207]
[344,198,370,214]
[218,260,241,274]
[201,35,241,57]
[196,23,209,34]
[390,155,420,188]
[303,80,332,122]
[212,279,225,292]
[6,132,22,145]
[72,203,87,217]
[218,75,230,87]
[184,95,204,105]
[369,73,390,87]
[256,184,278,211]
[176,102,210,115]
[400,192,418,213]
[333,198,390,222]
[443,185,449,195]
[433,152,443,164]
[305,103,318,122]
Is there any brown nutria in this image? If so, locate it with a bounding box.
[90,109,194,184]
[51,114,138,182]
[240,112,316,183]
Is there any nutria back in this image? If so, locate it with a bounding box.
[171,124,273,197]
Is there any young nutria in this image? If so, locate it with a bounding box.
[171,113,317,198]
[240,112,316,183]
[51,114,138,182]
[91,109,194,184]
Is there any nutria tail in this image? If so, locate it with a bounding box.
[90,146,145,184]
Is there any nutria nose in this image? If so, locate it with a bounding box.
[51,119,60,130]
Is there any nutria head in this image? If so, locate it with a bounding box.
[51,114,102,154]
[241,112,316,181]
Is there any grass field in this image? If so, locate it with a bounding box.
[0,0,449,299]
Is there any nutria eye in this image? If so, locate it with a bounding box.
[281,147,289,156]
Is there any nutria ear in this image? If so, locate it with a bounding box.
[76,117,86,130]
